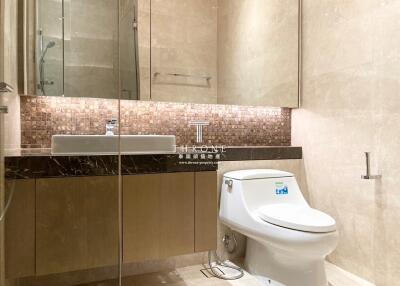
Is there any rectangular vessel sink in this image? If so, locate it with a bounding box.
[51,135,176,155]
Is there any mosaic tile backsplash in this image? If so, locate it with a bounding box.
[20,96,291,148]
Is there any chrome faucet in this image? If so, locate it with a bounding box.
[189,121,209,143]
[105,119,118,136]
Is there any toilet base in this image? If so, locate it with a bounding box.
[244,238,329,286]
[252,274,286,286]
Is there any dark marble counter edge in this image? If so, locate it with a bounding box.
[5,147,302,179]
[221,146,302,161]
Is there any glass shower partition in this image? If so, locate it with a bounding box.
[1,1,127,286]
[0,91,8,286]
[1,0,144,284]
[119,0,140,100]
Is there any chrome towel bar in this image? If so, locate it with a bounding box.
[153,72,211,81]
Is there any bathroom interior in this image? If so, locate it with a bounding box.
[0,0,398,285]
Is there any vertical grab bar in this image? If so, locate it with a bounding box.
[361,152,381,179]
[365,152,371,177]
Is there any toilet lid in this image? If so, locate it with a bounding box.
[258,204,336,233]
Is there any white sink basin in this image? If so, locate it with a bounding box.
[51,135,176,155]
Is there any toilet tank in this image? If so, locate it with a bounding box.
[221,169,308,215]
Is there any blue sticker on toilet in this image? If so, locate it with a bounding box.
[275,182,288,195]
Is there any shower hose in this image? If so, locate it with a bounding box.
[207,232,244,280]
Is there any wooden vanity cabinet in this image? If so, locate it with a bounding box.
[4,171,217,277]
[5,179,36,279]
[123,171,217,263]
[123,172,195,262]
[35,176,119,275]
[194,171,218,252]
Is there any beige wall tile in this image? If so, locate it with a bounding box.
[138,0,151,100]
[217,0,299,107]
[293,1,400,284]
[150,0,218,104]
[0,0,21,151]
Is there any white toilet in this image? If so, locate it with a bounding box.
[219,169,338,286]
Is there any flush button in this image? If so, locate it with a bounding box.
[225,179,233,188]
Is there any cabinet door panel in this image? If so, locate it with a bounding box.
[195,172,217,252]
[159,173,195,258]
[5,179,35,278]
[123,173,194,263]
[36,176,118,275]
[85,177,119,268]
[123,174,161,261]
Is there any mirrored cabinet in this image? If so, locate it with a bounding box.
[20,0,140,100]
[18,0,300,107]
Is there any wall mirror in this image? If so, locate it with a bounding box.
[18,0,300,107]
[149,0,300,107]
[19,0,140,100]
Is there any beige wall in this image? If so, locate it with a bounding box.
[0,0,21,151]
[137,0,151,100]
[0,0,4,81]
[292,1,400,284]
[217,0,299,107]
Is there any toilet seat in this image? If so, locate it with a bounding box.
[258,204,336,233]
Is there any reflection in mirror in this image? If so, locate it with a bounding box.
[63,0,119,99]
[217,0,299,107]
[27,0,63,96]
[19,0,299,107]
[19,0,140,100]
[150,0,218,104]
[149,0,300,107]
[120,0,141,100]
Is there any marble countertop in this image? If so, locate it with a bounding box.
[5,146,302,179]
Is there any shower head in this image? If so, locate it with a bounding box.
[46,41,56,49]
[0,82,14,93]
[40,41,56,62]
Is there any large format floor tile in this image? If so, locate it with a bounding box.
[326,262,375,286]
[79,262,375,286]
